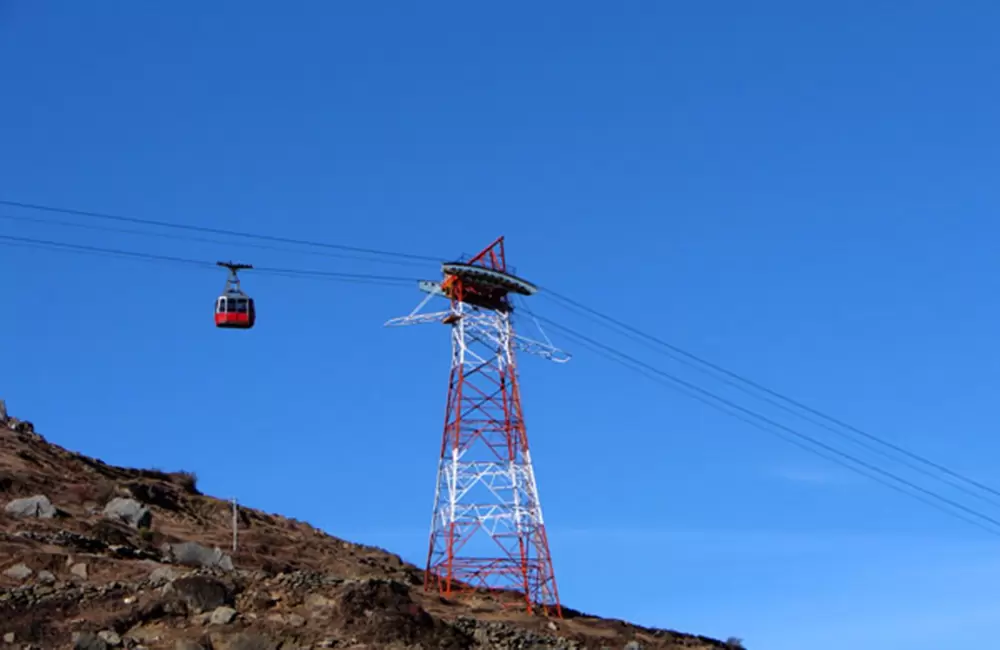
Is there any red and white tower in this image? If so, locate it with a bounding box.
[386,236,569,616]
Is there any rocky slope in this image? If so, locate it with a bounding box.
[0,405,744,650]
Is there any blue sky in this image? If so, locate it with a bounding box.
[2,2,1000,647]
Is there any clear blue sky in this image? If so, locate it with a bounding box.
[2,2,1000,647]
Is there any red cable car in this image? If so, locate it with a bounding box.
[214,261,256,329]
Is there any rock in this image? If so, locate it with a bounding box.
[286,613,305,627]
[149,566,178,586]
[624,643,643,650]
[98,630,122,647]
[70,562,89,579]
[103,497,152,529]
[210,606,237,625]
[453,617,569,649]
[37,570,55,584]
[13,420,34,436]
[72,631,108,650]
[4,494,56,518]
[169,575,232,613]
[332,579,467,647]
[90,519,136,546]
[124,481,181,511]
[3,632,15,643]
[304,593,331,608]
[170,541,234,571]
[3,563,32,580]
[123,626,164,646]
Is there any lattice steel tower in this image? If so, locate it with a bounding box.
[386,236,569,616]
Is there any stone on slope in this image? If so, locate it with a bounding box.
[4,494,56,518]
[167,575,233,614]
[103,497,152,529]
[170,541,234,571]
[72,631,108,650]
[3,563,32,580]
[210,606,238,625]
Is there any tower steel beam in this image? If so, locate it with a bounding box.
[386,236,565,616]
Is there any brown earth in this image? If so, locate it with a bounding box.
[0,406,745,650]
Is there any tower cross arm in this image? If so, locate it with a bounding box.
[384,311,453,327]
[464,317,571,364]
[511,333,571,363]
[384,311,571,363]
[384,285,450,327]
[383,282,571,362]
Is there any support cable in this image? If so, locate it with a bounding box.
[538,288,1000,504]
[0,212,433,269]
[0,234,421,286]
[532,312,1000,537]
[0,198,443,263]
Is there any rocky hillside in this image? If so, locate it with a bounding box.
[0,404,744,650]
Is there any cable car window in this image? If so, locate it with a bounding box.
[236,299,248,313]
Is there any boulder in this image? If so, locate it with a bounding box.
[103,497,152,529]
[168,575,233,614]
[210,606,238,625]
[125,481,181,511]
[72,631,108,650]
[149,566,178,586]
[170,541,233,571]
[4,494,56,518]
[3,563,32,580]
[332,579,468,647]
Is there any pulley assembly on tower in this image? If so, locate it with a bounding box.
[389,246,570,364]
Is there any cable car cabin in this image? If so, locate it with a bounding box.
[214,294,256,329]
